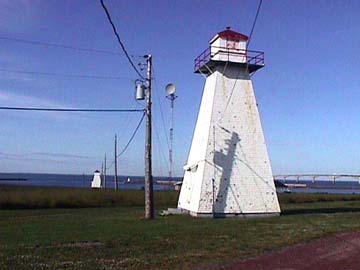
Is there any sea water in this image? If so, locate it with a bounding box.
[278,179,360,195]
[0,173,181,191]
[1,173,360,194]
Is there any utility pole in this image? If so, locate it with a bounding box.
[101,162,104,188]
[114,134,118,190]
[145,54,154,219]
[104,153,107,189]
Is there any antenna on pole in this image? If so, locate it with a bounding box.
[165,83,177,180]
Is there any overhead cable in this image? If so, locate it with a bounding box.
[117,112,146,157]
[218,0,264,122]
[247,0,263,47]
[152,65,170,150]
[0,68,133,81]
[248,0,263,78]
[106,160,115,170]
[0,107,144,113]
[0,36,121,55]
[152,115,170,177]
[100,0,145,80]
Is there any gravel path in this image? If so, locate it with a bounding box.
[225,232,360,270]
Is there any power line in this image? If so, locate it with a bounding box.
[115,102,144,144]
[106,111,145,171]
[105,91,145,171]
[117,112,146,157]
[0,36,121,55]
[218,0,264,122]
[152,65,170,150]
[104,110,145,170]
[152,115,169,177]
[106,160,115,170]
[100,0,145,80]
[0,68,133,81]
[0,106,144,113]
[248,0,263,78]
[247,0,263,47]
[151,66,172,176]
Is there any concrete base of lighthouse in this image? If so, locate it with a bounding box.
[180,209,280,219]
[163,208,279,218]
[178,63,281,218]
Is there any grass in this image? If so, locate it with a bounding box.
[0,185,178,209]
[2,185,360,209]
[1,186,360,269]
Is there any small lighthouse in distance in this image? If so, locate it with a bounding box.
[178,27,281,217]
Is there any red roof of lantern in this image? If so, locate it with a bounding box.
[213,27,249,42]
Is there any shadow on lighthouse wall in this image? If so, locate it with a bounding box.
[213,131,241,216]
[215,64,250,80]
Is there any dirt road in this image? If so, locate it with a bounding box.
[225,232,360,270]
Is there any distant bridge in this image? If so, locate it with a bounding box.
[274,174,360,184]
[127,175,360,187]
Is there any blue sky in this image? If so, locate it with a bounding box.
[0,0,359,176]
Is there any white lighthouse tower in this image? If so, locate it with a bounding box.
[178,27,281,217]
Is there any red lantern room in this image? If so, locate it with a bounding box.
[194,27,264,74]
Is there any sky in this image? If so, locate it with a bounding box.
[0,0,359,176]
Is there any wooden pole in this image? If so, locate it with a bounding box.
[101,162,104,188]
[104,153,107,189]
[114,134,118,190]
[145,54,154,219]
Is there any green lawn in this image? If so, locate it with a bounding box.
[1,188,360,269]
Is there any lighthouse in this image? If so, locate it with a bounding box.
[178,27,281,217]
[91,170,102,188]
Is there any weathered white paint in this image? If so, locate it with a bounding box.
[178,32,280,217]
[91,170,102,188]
[210,35,247,63]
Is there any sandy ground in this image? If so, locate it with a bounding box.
[224,232,360,270]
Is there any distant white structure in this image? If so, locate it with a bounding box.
[91,170,102,188]
[178,27,281,217]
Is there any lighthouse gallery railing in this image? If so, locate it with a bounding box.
[194,46,264,72]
